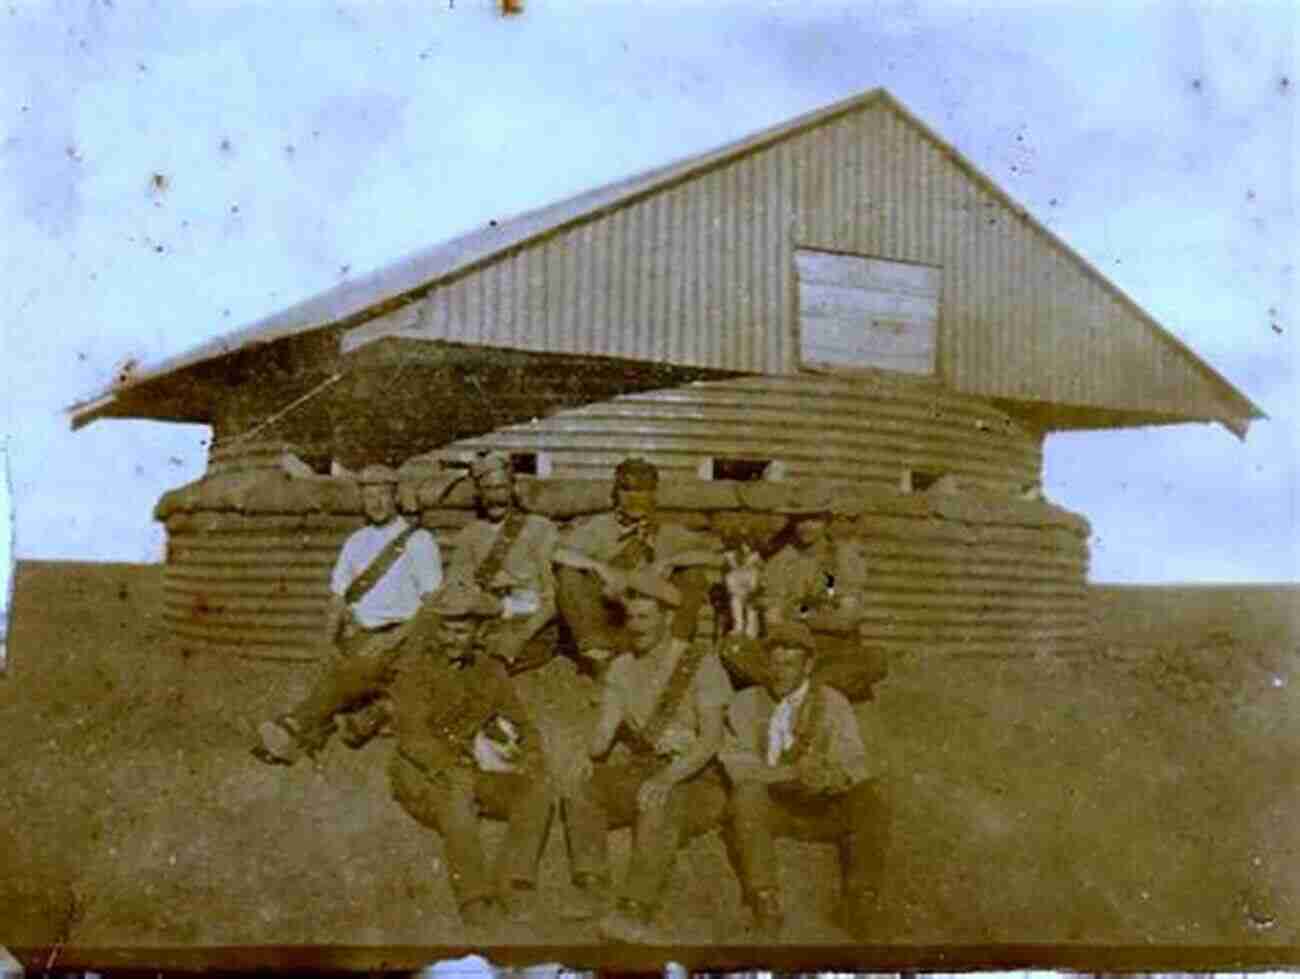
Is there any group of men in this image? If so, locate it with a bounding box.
[254,453,889,943]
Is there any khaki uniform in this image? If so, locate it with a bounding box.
[386,651,553,911]
[445,512,560,672]
[563,643,732,908]
[719,683,889,923]
[557,513,718,653]
[725,538,887,702]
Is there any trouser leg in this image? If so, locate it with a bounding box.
[556,566,630,655]
[838,777,890,912]
[622,778,692,909]
[476,771,555,890]
[722,780,778,904]
[561,759,646,884]
[389,757,495,910]
[287,654,391,750]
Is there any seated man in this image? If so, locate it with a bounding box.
[554,457,723,667]
[561,572,732,943]
[723,508,886,703]
[255,452,553,759]
[719,622,889,940]
[253,462,446,758]
[442,450,560,675]
[268,583,555,933]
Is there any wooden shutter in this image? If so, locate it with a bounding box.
[795,249,940,375]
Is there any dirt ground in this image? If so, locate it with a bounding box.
[1,562,1296,953]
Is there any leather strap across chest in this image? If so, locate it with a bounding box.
[343,524,420,607]
[473,510,528,592]
[623,642,706,755]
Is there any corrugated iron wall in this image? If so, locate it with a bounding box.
[157,474,1087,662]
[374,101,1226,421]
[437,373,1042,492]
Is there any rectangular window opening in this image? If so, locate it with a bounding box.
[510,452,538,476]
[903,468,945,493]
[509,452,552,477]
[711,458,775,482]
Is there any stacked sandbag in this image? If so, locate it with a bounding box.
[156,454,1088,661]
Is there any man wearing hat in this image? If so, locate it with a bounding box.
[718,622,889,940]
[440,451,560,673]
[725,508,886,703]
[555,457,722,667]
[385,581,555,934]
[254,462,445,758]
[560,569,733,943]
[327,463,443,647]
[261,577,554,934]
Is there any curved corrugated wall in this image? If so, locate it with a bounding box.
[439,373,1042,492]
[157,474,1087,662]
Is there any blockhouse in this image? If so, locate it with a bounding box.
[71,89,1262,663]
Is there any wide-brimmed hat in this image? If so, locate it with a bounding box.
[763,622,818,656]
[618,567,682,608]
[357,464,399,486]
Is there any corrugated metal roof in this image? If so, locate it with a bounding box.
[69,88,1264,436]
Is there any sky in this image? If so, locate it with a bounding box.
[1,0,1296,606]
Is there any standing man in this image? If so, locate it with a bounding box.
[441,451,560,674]
[255,463,446,760]
[561,571,732,944]
[719,622,889,940]
[555,457,722,667]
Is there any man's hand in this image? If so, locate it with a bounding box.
[637,771,677,811]
[468,588,504,618]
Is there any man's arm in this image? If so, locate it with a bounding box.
[588,664,624,759]
[325,541,357,647]
[638,652,731,809]
[408,529,444,598]
[510,519,560,641]
[719,689,800,785]
[638,701,724,811]
[323,594,350,648]
[795,688,869,794]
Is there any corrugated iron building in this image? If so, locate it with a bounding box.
[71,89,1262,662]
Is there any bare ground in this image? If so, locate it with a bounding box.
[1,562,1296,952]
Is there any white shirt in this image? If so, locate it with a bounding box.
[330,517,442,629]
[766,678,811,766]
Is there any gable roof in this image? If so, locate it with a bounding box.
[69,88,1263,437]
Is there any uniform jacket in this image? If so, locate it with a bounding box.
[561,511,719,568]
[390,651,543,777]
[720,681,877,793]
[445,511,559,654]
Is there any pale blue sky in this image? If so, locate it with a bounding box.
[1,0,1296,597]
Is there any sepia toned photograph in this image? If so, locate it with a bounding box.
[1,0,1295,972]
